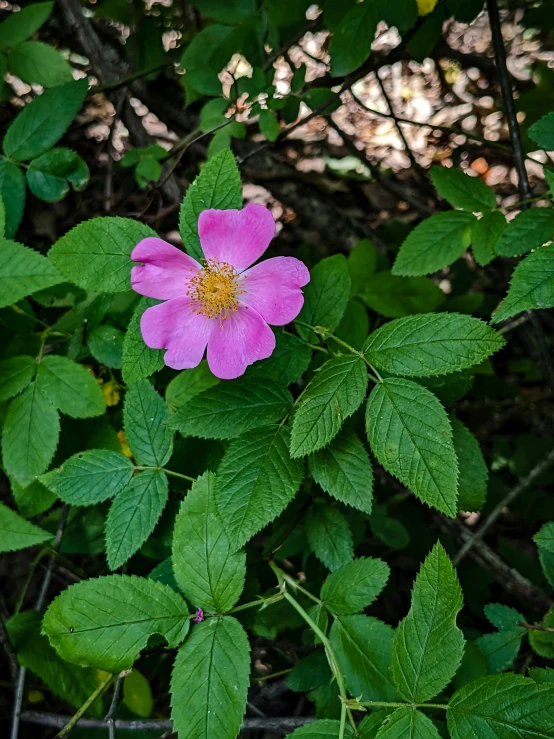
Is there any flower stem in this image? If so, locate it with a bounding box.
[55,673,115,738]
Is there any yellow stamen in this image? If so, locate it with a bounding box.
[187,259,245,324]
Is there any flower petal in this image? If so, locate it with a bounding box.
[206,305,276,380]
[131,237,201,300]
[198,203,276,271]
[241,256,310,326]
[140,297,214,370]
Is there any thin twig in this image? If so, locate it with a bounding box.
[105,673,126,739]
[0,611,18,683]
[518,621,554,634]
[454,448,554,566]
[487,0,532,202]
[20,712,312,733]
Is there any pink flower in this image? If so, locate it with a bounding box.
[130,204,310,380]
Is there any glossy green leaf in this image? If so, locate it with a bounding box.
[331,614,397,702]
[366,378,458,516]
[167,377,291,440]
[4,78,88,162]
[87,325,124,369]
[37,355,105,418]
[0,160,26,238]
[8,41,72,87]
[491,244,554,323]
[309,428,374,515]
[296,254,351,339]
[288,721,355,738]
[172,471,246,612]
[364,313,504,377]
[392,212,475,277]
[246,331,312,386]
[290,355,368,458]
[529,111,554,150]
[49,217,156,293]
[43,575,189,671]
[451,418,488,511]
[321,557,389,614]
[0,502,51,552]
[41,449,134,506]
[0,355,36,402]
[179,149,242,261]
[362,271,444,318]
[472,210,506,266]
[0,239,62,309]
[122,298,165,383]
[534,522,554,553]
[259,108,280,141]
[306,504,353,571]
[215,425,303,550]
[376,707,441,738]
[2,382,60,487]
[392,542,464,702]
[123,669,153,718]
[496,208,554,257]
[27,148,89,202]
[329,1,378,77]
[430,166,496,212]
[166,361,220,410]
[170,616,250,739]
[447,674,554,738]
[0,3,53,49]
[106,469,169,570]
[476,603,526,674]
[124,380,173,467]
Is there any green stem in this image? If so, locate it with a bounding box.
[270,563,356,737]
[279,571,322,606]
[55,673,115,738]
[226,591,284,615]
[135,467,195,483]
[355,700,448,710]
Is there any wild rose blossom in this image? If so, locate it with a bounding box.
[130,204,310,380]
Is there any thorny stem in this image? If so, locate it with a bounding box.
[270,563,356,738]
[55,673,116,739]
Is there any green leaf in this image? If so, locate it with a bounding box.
[215,425,304,550]
[41,449,133,506]
[259,108,280,141]
[0,3,53,49]
[288,721,355,738]
[179,150,242,261]
[363,313,505,377]
[376,708,440,738]
[8,41,72,87]
[7,611,103,717]
[122,297,165,383]
[189,0,257,24]
[349,239,377,297]
[320,557,389,615]
[49,217,156,293]
[309,428,374,515]
[447,674,554,738]
[123,669,153,718]
[472,211,506,266]
[170,616,250,739]
[0,160,26,238]
[366,378,458,516]
[530,668,554,685]
[167,377,291,440]
[42,575,189,671]
[529,111,554,149]
[288,652,331,692]
[0,239,62,308]
[362,271,444,318]
[37,355,105,418]
[0,355,36,401]
[306,504,353,571]
[392,542,464,702]
[495,208,554,257]
[245,331,312,386]
[11,478,56,518]
[534,522,554,553]
[124,380,174,467]
[87,325,124,369]
[430,166,496,212]
[476,603,526,674]
[0,502,51,552]
[4,78,88,162]
[329,1,378,77]
[296,254,351,338]
[2,382,60,486]
[451,418,488,512]
[330,614,397,702]
[392,212,475,277]
[172,471,246,612]
[491,244,554,323]
[106,469,169,570]
[302,88,341,114]
[166,361,220,410]
[290,355,368,458]
[27,148,89,202]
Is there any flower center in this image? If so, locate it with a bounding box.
[187,259,244,323]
